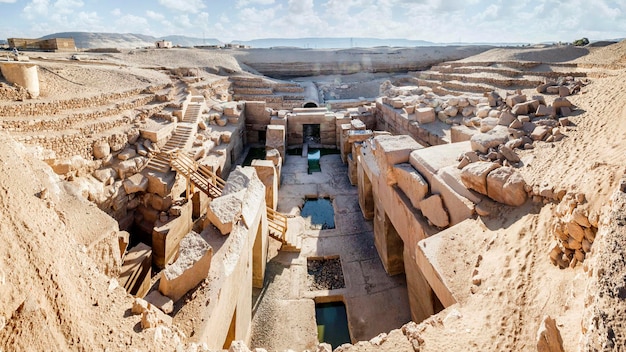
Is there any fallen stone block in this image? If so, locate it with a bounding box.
[498,110,516,126]
[93,140,111,159]
[141,307,172,329]
[506,94,526,108]
[461,162,500,195]
[393,163,429,209]
[123,173,149,194]
[117,148,137,161]
[145,290,174,314]
[206,192,243,235]
[419,194,449,228]
[470,126,509,154]
[558,86,570,97]
[531,126,551,141]
[414,107,436,124]
[499,145,520,163]
[159,231,213,302]
[535,105,556,117]
[479,117,498,133]
[486,167,527,206]
[374,135,424,167]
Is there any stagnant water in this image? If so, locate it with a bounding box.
[316,301,351,348]
[301,198,335,229]
[286,148,340,174]
[243,147,267,166]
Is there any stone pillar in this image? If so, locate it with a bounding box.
[0,62,40,98]
[266,125,286,162]
[252,212,269,288]
[373,203,405,276]
[404,245,435,323]
[357,153,374,219]
[251,159,278,210]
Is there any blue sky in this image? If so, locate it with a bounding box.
[0,0,624,43]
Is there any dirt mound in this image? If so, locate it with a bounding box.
[574,39,626,67]
[459,45,590,63]
[0,133,181,351]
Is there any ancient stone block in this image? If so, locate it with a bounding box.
[123,173,149,194]
[461,162,500,195]
[351,119,367,130]
[506,94,526,108]
[374,135,424,167]
[414,107,436,124]
[419,194,449,228]
[252,159,278,210]
[486,167,527,206]
[531,126,550,141]
[470,126,509,154]
[93,140,111,159]
[498,110,516,126]
[479,117,498,133]
[159,231,213,302]
[207,192,243,235]
[144,290,174,314]
[535,105,556,117]
[393,163,429,209]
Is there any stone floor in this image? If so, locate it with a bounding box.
[250,152,410,351]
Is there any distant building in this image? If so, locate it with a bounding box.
[224,43,250,49]
[8,37,76,52]
[155,40,173,49]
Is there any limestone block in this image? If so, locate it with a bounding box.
[374,135,424,167]
[479,117,498,133]
[93,140,111,159]
[144,290,174,314]
[123,173,149,194]
[119,243,152,297]
[498,111,516,126]
[499,145,520,163]
[511,102,530,115]
[476,106,491,118]
[444,105,458,117]
[393,163,429,209]
[419,194,449,228]
[506,94,526,108]
[470,126,509,154]
[536,105,556,117]
[351,119,366,130]
[461,162,500,195]
[450,125,478,143]
[536,316,565,352]
[414,107,435,124]
[552,97,572,111]
[266,125,285,149]
[486,167,527,206]
[531,126,550,141]
[152,200,193,268]
[159,231,213,302]
[558,86,570,97]
[93,168,116,183]
[116,159,139,179]
[207,192,243,235]
[252,159,278,210]
[461,106,475,117]
[145,170,176,197]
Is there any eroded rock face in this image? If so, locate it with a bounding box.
[486,167,527,206]
[419,194,449,228]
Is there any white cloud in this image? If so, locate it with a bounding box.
[146,10,165,21]
[0,0,18,3]
[236,0,275,8]
[158,0,205,14]
[22,0,50,20]
[53,0,83,15]
[111,8,121,16]
[115,14,149,33]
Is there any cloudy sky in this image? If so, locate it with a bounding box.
[0,0,624,43]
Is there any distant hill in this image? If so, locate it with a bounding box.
[39,32,221,49]
[231,37,436,49]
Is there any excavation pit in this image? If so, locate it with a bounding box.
[301,197,335,230]
[306,256,345,291]
[243,146,266,166]
[315,300,351,349]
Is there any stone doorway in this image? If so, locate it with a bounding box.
[303,124,320,145]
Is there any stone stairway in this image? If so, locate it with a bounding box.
[410,60,593,97]
[145,97,204,173]
[230,75,306,110]
[166,151,298,250]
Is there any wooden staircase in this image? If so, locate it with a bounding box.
[164,151,299,251]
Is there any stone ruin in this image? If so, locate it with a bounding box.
[0,47,622,351]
